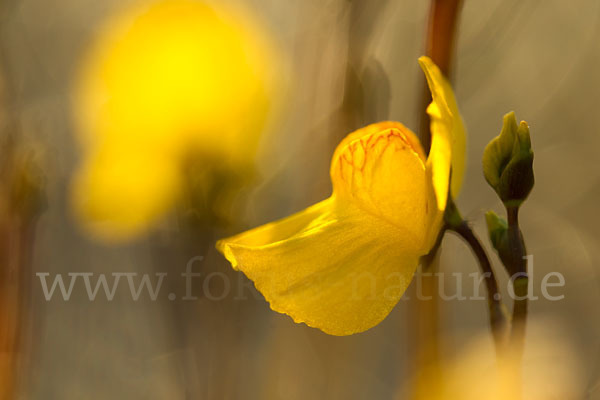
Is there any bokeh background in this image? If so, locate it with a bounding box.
[1,0,600,398]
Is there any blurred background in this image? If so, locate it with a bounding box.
[1,0,600,398]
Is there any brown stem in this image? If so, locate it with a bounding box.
[410,2,464,398]
[418,0,463,152]
[0,217,38,400]
[0,60,43,400]
[424,0,463,76]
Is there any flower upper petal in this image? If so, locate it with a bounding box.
[330,122,437,252]
[418,56,467,204]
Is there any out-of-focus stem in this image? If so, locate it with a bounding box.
[0,220,36,400]
[418,0,463,151]
[0,248,19,400]
[0,53,44,400]
[410,1,463,398]
[424,0,463,76]
[408,258,442,400]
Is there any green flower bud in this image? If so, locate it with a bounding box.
[482,112,534,207]
[485,210,507,251]
[485,210,526,276]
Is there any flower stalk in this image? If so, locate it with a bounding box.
[506,206,527,356]
[445,198,507,350]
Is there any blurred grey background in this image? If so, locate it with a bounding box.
[1,0,600,398]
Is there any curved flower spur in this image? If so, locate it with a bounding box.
[217,57,466,335]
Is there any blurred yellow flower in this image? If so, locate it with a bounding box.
[217,57,466,335]
[400,319,584,400]
[71,0,277,241]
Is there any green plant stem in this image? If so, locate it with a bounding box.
[507,206,528,362]
[511,276,528,341]
[448,220,507,349]
[421,227,446,268]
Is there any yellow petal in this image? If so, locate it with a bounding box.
[218,122,439,335]
[330,122,437,251]
[217,197,420,336]
[418,56,467,202]
[72,149,180,241]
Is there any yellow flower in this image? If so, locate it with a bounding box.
[217,57,466,335]
[71,0,277,241]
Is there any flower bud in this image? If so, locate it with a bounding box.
[485,210,526,276]
[485,210,507,252]
[482,112,534,207]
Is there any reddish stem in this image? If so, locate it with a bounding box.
[419,0,463,152]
